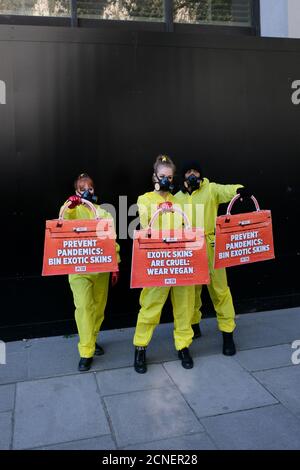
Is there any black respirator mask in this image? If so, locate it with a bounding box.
[154,175,174,192]
[80,189,98,203]
[186,174,201,191]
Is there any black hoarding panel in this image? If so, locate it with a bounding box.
[0,27,300,340]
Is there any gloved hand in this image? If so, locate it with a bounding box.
[67,195,82,209]
[236,187,251,201]
[111,271,119,287]
[158,201,173,212]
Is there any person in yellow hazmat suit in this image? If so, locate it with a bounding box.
[176,161,247,356]
[133,155,195,373]
[63,173,120,372]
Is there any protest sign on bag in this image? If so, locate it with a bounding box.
[42,199,118,276]
[131,203,209,288]
[214,194,275,269]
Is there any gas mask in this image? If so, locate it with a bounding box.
[186,174,201,191]
[154,175,174,192]
[78,189,98,203]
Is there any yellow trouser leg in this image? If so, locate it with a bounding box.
[207,268,236,333]
[133,287,170,347]
[192,284,203,325]
[171,285,195,350]
[206,241,236,333]
[92,272,110,343]
[69,273,109,358]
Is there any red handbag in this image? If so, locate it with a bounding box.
[42,199,118,276]
[214,194,275,269]
[131,203,209,288]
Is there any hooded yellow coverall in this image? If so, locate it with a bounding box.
[133,192,195,351]
[63,203,120,358]
[176,178,243,333]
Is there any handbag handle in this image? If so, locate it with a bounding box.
[58,198,99,222]
[147,202,191,234]
[226,194,260,215]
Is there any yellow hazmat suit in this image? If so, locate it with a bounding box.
[63,203,120,358]
[176,178,243,333]
[133,192,195,351]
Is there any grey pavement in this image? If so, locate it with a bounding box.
[0,307,300,450]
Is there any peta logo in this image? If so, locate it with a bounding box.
[291,80,300,105]
[165,278,176,285]
[0,340,6,365]
[0,80,6,104]
[75,266,87,272]
[291,340,300,365]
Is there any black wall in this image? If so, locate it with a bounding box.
[1,25,299,341]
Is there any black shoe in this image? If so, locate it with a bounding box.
[95,343,104,356]
[222,332,236,356]
[134,347,147,374]
[192,323,202,339]
[78,357,93,372]
[178,347,194,369]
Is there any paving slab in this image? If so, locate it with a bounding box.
[6,336,78,354]
[201,404,300,450]
[28,334,136,378]
[235,308,300,350]
[0,411,12,450]
[96,364,173,396]
[182,323,225,359]
[163,355,277,418]
[6,339,32,354]
[28,340,80,379]
[234,344,294,371]
[29,335,79,350]
[90,339,136,372]
[98,327,136,343]
[0,352,28,385]
[0,384,15,412]
[124,433,217,450]
[254,365,300,417]
[104,387,204,448]
[35,435,116,450]
[13,374,110,449]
